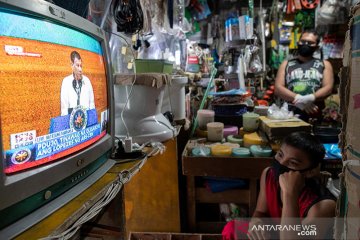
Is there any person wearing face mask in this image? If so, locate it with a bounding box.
[274,29,334,122]
[222,132,336,240]
[60,51,96,116]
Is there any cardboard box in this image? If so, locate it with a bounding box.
[259,116,312,140]
[343,4,360,161]
[344,161,360,239]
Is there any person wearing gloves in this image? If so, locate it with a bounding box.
[274,28,334,122]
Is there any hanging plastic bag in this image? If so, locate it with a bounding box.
[317,0,347,25]
[248,46,262,74]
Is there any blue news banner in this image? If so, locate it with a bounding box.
[5,109,100,167]
[5,124,101,167]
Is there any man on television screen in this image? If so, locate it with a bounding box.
[60,51,95,116]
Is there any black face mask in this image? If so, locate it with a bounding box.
[298,44,317,57]
[271,158,318,179]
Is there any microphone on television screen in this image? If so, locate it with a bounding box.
[72,79,82,105]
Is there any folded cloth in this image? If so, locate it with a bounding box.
[204,177,247,193]
[222,219,250,240]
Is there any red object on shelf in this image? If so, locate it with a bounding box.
[266,90,274,95]
[301,0,319,9]
[257,100,269,106]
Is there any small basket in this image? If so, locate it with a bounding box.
[134,59,173,74]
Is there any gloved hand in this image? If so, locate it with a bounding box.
[295,101,319,114]
[303,103,319,114]
[293,94,315,105]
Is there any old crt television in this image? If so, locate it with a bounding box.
[0,0,115,237]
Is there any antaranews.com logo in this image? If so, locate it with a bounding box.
[250,224,317,236]
[231,218,330,239]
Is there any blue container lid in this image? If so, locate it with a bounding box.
[249,145,272,157]
[232,147,251,157]
[192,146,211,157]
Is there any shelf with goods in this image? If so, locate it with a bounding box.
[219,13,269,102]
[182,140,273,233]
[224,39,255,50]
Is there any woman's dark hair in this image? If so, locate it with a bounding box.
[300,28,321,45]
[282,131,325,166]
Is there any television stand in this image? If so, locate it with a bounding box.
[0,159,115,239]
[12,138,180,240]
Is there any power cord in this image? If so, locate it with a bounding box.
[104,30,137,139]
[110,137,146,163]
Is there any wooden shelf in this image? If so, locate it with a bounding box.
[182,141,273,232]
[182,153,272,179]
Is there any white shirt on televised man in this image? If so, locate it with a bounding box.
[60,50,95,116]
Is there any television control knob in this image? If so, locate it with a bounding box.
[77,159,84,166]
[44,190,52,200]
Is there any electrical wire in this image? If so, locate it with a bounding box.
[104,30,137,139]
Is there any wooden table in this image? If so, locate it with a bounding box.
[13,160,136,240]
[14,139,180,239]
[182,142,273,233]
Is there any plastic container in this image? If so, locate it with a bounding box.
[232,147,251,157]
[242,112,260,132]
[195,128,208,138]
[249,145,272,157]
[243,132,265,148]
[197,109,215,130]
[134,59,173,74]
[192,147,211,157]
[207,122,224,142]
[212,104,247,116]
[210,144,232,156]
[227,135,243,145]
[223,125,238,138]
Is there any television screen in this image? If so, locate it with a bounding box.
[0,8,109,174]
[0,1,115,237]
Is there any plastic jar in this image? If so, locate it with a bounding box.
[197,109,215,130]
[207,122,224,142]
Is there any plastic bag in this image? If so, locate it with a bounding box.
[267,103,294,120]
